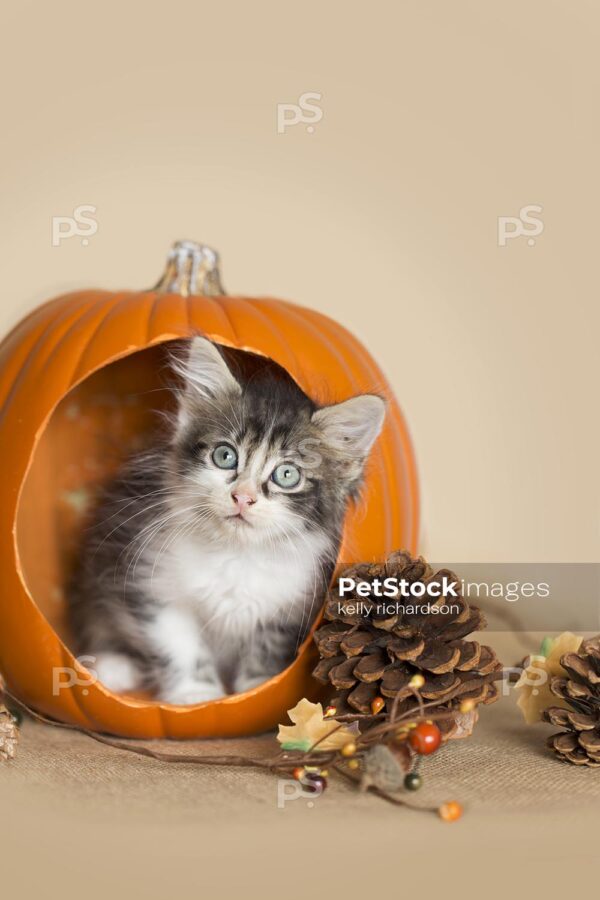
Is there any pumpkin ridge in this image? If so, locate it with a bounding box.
[41,293,121,393]
[187,293,238,345]
[0,291,101,357]
[69,292,156,385]
[0,294,105,428]
[222,296,301,377]
[253,297,358,403]
[143,291,163,356]
[146,290,188,342]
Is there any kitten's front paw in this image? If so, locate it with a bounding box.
[94,652,142,694]
[160,680,225,706]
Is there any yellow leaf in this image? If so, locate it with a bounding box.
[277,698,360,752]
[515,632,583,724]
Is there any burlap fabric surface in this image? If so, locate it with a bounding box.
[1,634,598,898]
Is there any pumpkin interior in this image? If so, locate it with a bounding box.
[16,340,311,694]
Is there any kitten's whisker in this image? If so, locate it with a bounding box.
[149,505,215,586]
[93,496,176,561]
[120,502,211,587]
[91,487,198,529]
[125,505,216,586]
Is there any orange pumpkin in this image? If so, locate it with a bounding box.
[0,241,418,738]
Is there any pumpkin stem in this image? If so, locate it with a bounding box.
[154,240,225,297]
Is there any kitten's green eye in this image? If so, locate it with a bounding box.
[271,463,301,489]
[212,444,238,470]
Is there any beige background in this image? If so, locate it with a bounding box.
[1,1,599,896]
[2,0,598,564]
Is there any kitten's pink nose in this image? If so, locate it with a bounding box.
[231,490,256,509]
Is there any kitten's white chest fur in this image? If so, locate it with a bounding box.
[128,529,332,703]
[154,530,330,635]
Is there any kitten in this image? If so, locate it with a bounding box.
[68,337,385,705]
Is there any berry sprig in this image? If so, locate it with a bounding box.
[2,682,467,822]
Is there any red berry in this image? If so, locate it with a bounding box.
[408,721,442,755]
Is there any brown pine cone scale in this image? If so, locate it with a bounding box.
[543,637,600,767]
[313,550,502,737]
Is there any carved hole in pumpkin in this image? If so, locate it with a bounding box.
[16,339,312,700]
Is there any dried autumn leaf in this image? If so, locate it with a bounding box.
[515,632,583,724]
[277,698,359,752]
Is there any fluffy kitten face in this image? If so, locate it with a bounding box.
[167,337,386,549]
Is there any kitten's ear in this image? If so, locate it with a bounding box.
[173,337,240,433]
[176,336,240,401]
[312,395,386,457]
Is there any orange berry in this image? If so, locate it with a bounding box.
[438,801,463,822]
[371,696,385,715]
[460,699,475,713]
[324,706,337,717]
[292,767,305,781]
[341,741,357,757]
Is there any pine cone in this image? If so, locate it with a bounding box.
[0,704,19,761]
[313,550,502,740]
[543,636,600,767]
